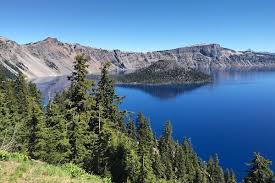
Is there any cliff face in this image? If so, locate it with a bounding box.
[1,36,275,79]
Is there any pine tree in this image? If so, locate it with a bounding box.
[152,152,165,180]
[207,154,225,183]
[95,62,124,131]
[136,113,156,182]
[244,153,274,183]
[28,97,46,159]
[12,72,32,153]
[90,128,111,176]
[225,169,237,183]
[194,163,209,183]
[66,55,95,164]
[126,119,137,140]
[14,72,29,115]
[174,143,186,181]
[181,137,201,182]
[0,89,17,151]
[159,121,175,180]
[28,82,42,104]
[43,100,71,164]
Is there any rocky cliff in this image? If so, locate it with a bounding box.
[1,36,275,79]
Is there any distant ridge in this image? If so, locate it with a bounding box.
[1,36,275,79]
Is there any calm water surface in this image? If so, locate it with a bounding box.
[35,70,275,179]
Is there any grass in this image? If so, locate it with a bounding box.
[0,150,111,183]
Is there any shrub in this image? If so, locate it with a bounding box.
[0,150,28,162]
[0,150,10,161]
[62,163,87,178]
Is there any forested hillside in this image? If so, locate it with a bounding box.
[0,55,274,183]
[116,60,212,84]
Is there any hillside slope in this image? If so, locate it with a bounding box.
[1,36,275,79]
[0,151,109,183]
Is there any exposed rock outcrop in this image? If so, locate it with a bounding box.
[0,36,275,79]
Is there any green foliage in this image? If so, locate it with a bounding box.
[159,121,175,180]
[0,63,17,80]
[0,151,109,183]
[1,55,274,183]
[244,153,274,183]
[0,150,10,161]
[94,62,125,132]
[66,55,95,164]
[42,100,71,164]
[116,60,212,84]
[0,150,28,162]
[225,169,237,183]
[207,154,225,183]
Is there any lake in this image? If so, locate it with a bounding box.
[34,70,275,180]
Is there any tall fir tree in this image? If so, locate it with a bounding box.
[207,154,225,183]
[0,88,17,151]
[43,100,71,164]
[126,119,137,140]
[12,72,31,153]
[136,113,156,182]
[28,97,46,159]
[159,121,175,180]
[95,62,124,131]
[225,169,237,183]
[244,153,274,183]
[66,55,95,164]
[181,138,201,182]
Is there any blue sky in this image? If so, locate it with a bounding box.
[0,0,274,52]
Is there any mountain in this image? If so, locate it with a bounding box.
[116,60,212,84]
[1,36,275,79]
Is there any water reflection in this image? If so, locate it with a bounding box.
[32,76,70,104]
[33,68,275,104]
[116,84,206,99]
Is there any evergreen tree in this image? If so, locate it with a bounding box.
[207,154,225,183]
[0,89,17,151]
[43,100,71,164]
[152,152,165,180]
[136,113,156,182]
[95,62,124,131]
[66,55,95,164]
[126,119,137,140]
[181,138,201,182]
[225,169,237,183]
[159,121,175,180]
[28,97,46,159]
[12,72,31,152]
[28,82,42,104]
[244,153,274,183]
[14,72,29,115]
[174,142,186,181]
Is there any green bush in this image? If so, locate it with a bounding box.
[62,163,87,178]
[11,152,29,162]
[0,150,10,161]
[0,150,28,162]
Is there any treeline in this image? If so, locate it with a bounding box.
[0,55,274,183]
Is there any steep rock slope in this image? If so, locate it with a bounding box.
[1,36,275,79]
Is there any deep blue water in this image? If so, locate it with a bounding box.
[35,70,275,180]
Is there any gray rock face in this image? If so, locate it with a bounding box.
[1,36,275,79]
